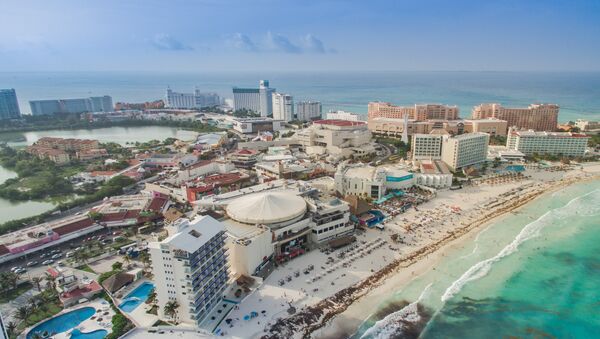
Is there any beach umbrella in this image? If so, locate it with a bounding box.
[244,315,250,321]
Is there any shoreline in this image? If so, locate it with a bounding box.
[263,169,600,339]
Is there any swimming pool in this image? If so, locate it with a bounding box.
[119,282,155,313]
[26,307,96,339]
[505,165,525,172]
[71,329,108,339]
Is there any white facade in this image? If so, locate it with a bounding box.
[232,88,260,113]
[411,134,443,160]
[259,80,275,117]
[272,92,294,122]
[506,127,589,157]
[295,120,375,159]
[296,101,322,121]
[441,133,490,171]
[334,164,415,200]
[149,216,229,326]
[326,110,360,121]
[165,88,220,109]
[232,117,286,134]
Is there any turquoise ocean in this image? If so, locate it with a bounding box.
[1,71,600,122]
[355,179,600,339]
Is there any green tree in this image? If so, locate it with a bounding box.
[112,261,123,271]
[163,300,180,323]
[31,276,43,292]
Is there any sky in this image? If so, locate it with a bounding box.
[1,0,599,72]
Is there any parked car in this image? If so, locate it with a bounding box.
[10,266,20,272]
[14,268,27,274]
[51,249,61,254]
[26,261,38,267]
[57,261,65,267]
[51,253,63,259]
[42,259,54,265]
[66,251,75,258]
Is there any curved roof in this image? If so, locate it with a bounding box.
[226,191,307,225]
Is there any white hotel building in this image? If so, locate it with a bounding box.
[296,101,322,121]
[149,216,229,326]
[411,133,444,160]
[441,133,490,171]
[506,127,589,157]
[272,92,294,122]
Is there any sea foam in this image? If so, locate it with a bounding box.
[360,284,432,339]
[441,189,600,303]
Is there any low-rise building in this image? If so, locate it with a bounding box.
[144,153,198,169]
[232,117,285,134]
[194,132,228,150]
[149,216,229,326]
[574,119,600,132]
[326,110,361,121]
[26,146,71,164]
[506,127,589,157]
[229,149,259,169]
[195,180,352,276]
[295,119,375,159]
[334,163,415,200]
[415,160,453,188]
[463,118,508,136]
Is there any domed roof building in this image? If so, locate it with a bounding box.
[226,191,307,226]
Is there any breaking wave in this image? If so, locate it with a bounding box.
[441,189,600,302]
[360,284,432,339]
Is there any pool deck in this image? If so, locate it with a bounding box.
[23,300,114,339]
[114,279,158,328]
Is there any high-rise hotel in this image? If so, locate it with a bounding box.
[0,88,21,120]
[149,216,229,325]
[232,80,275,117]
[368,102,459,121]
[472,103,558,132]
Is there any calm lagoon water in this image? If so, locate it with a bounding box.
[356,179,600,339]
[0,126,197,223]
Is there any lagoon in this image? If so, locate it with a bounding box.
[0,125,198,147]
[0,126,198,225]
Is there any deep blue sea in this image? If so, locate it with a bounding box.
[1,71,600,122]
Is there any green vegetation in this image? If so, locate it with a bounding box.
[0,277,32,303]
[0,146,81,201]
[14,289,62,336]
[101,293,134,339]
[233,108,260,118]
[489,135,507,146]
[76,264,95,274]
[0,174,136,235]
[376,137,411,159]
[589,134,600,148]
[0,113,222,133]
[98,268,124,284]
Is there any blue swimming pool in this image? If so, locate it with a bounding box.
[505,165,525,172]
[26,307,96,339]
[119,282,155,313]
[70,329,108,339]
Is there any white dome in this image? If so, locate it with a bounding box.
[226,191,307,225]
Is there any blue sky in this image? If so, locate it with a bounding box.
[1,0,599,71]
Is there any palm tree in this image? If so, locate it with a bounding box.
[6,321,17,338]
[44,273,57,291]
[31,276,43,291]
[14,305,31,322]
[73,250,89,265]
[123,254,131,268]
[163,300,179,323]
